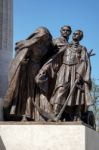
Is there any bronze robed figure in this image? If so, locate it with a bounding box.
[3,27,55,121]
[3,26,94,127]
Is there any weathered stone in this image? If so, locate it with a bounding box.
[0,0,13,98]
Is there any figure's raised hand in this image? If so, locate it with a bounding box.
[15,40,27,51]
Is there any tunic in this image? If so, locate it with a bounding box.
[50,43,92,112]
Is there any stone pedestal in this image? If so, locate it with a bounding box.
[0,122,99,150]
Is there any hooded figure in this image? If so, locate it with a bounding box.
[3,27,54,121]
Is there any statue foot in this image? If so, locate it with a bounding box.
[76,117,81,122]
[74,116,81,122]
[22,115,27,121]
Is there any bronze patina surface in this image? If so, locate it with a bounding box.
[3,26,95,128]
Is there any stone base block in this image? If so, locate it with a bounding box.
[0,122,99,150]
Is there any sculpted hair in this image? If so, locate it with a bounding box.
[76,30,83,41]
[60,25,72,34]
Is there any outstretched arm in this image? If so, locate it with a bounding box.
[15,38,38,51]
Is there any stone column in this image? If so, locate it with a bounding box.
[0,0,13,120]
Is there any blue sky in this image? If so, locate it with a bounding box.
[14,0,99,81]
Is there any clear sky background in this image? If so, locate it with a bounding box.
[14,0,99,81]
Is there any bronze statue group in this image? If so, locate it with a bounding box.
[3,25,95,128]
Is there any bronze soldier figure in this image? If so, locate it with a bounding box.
[36,30,92,122]
[50,30,92,121]
[53,25,72,51]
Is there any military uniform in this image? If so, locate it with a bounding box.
[50,42,92,118]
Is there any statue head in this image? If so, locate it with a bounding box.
[27,26,52,42]
[60,25,72,40]
[15,27,53,57]
[72,30,83,41]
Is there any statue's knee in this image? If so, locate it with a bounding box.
[58,87,65,93]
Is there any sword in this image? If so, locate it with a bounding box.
[32,79,78,121]
[54,79,79,121]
